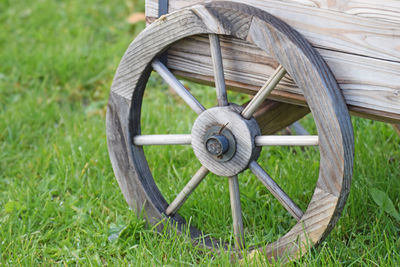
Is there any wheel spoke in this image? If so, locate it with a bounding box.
[255,135,318,146]
[165,166,209,216]
[228,175,245,249]
[209,34,228,106]
[241,65,287,119]
[133,134,191,146]
[249,161,303,221]
[152,59,206,114]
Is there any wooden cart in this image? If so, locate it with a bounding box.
[106,0,400,262]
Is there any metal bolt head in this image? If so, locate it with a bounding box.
[206,135,229,156]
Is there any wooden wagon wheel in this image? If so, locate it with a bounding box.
[106,1,354,262]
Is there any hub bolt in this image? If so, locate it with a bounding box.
[206,135,229,156]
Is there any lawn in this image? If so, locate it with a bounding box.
[0,0,399,265]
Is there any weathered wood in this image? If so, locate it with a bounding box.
[255,135,319,146]
[242,65,287,119]
[209,34,228,106]
[228,175,245,249]
[133,134,191,145]
[249,161,304,221]
[348,106,400,124]
[146,0,400,61]
[108,2,354,262]
[146,0,400,25]
[165,166,209,215]
[132,125,320,150]
[251,187,339,260]
[145,0,400,123]
[252,99,310,135]
[191,105,261,177]
[152,59,205,114]
[164,35,400,123]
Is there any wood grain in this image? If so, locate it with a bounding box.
[191,105,261,177]
[133,134,192,145]
[252,99,310,135]
[146,0,400,61]
[152,59,206,114]
[164,35,400,122]
[209,34,228,106]
[241,65,287,119]
[254,135,319,146]
[145,0,400,122]
[108,2,354,261]
[146,0,400,24]
[165,166,209,215]
[249,187,338,260]
[228,175,245,249]
[249,161,304,221]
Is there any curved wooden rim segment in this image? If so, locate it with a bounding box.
[106,1,354,261]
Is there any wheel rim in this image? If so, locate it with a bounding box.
[106,1,354,261]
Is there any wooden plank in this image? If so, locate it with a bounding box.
[146,0,400,25]
[293,0,400,24]
[165,35,400,122]
[252,99,310,134]
[145,0,400,122]
[146,0,400,62]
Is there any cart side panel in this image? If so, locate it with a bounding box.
[145,0,400,123]
[146,0,400,61]
[146,0,400,25]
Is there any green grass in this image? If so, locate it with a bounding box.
[0,0,399,265]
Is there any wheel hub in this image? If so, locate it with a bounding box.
[191,104,261,177]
